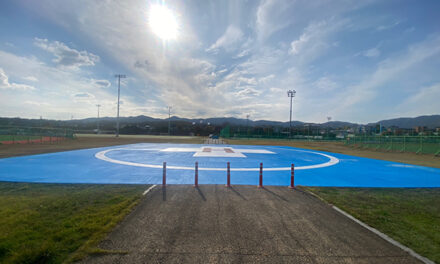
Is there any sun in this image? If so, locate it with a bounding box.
[148,5,178,40]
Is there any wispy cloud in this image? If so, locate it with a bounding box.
[0,68,35,90]
[289,18,349,63]
[91,79,111,88]
[34,38,99,68]
[207,25,243,53]
[332,34,440,120]
[376,20,401,31]
[23,76,38,82]
[362,47,381,58]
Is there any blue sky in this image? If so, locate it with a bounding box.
[0,0,439,123]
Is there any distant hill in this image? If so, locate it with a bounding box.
[368,115,440,129]
[321,121,359,128]
[1,114,439,129]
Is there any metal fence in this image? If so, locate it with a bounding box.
[345,136,440,156]
[219,126,343,141]
[0,126,75,144]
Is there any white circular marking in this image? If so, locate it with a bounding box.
[95,147,339,171]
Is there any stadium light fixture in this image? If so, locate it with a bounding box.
[287,90,296,138]
[115,74,126,137]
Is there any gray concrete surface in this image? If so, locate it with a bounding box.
[80,185,421,264]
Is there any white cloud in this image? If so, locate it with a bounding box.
[34,38,99,68]
[256,0,291,40]
[332,34,440,120]
[363,47,381,58]
[289,18,348,63]
[234,49,251,58]
[0,68,35,90]
[0,50,123,119]
[396,82,440,116]
[234,87,262,98]
[259,74,275,84]
[73,92,94,98]
[376,20,400,31]
[314,77,338,92]
[92,79,111,88]
[207,25,243,52]
[23,76,39,82]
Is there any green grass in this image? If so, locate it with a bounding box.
[304,187,440,263]
[0,182,145,263]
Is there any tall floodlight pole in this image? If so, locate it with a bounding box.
[114,74,126,137]
[327,116,331,139]
[96,104,101,134]
[287,90,296,138]
[167,106,172,135]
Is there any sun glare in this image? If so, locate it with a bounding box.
[149,5,178,40]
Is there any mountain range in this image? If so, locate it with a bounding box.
[1,114,439,129]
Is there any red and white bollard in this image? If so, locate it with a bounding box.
[226,162,231,187]
[258,163,263,188]
[289,163,295,189]
[162,162,166,186]
[194,162,199,187]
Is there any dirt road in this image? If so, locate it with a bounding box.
[80,185,421,264]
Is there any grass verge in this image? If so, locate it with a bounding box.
[0,182,146,263]
[303,187,440,263]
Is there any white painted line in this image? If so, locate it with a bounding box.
[142,184,157,196]
[95,147,339,171]
[333,206,435,264]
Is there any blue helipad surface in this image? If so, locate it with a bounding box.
[0,143,439,187]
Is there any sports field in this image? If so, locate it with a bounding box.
[0,135,439,263]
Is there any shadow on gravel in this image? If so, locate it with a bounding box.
[162,186,166,201]
[229,187,247,200]
[262,187,288,201]
[195,187,206,201]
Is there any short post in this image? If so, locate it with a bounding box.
[226,162,231,187]
[194,162,199,187]
[258,163,263,188]
[162,162,166,186]
[289,164,295,189]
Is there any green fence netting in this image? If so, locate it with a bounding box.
[345,136,440,155]
[0,126,75,143]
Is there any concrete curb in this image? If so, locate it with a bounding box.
[332,205,435,264]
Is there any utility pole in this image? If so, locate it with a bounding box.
[167,106,172,135]
[96,104,101,134]
[114,74,126,137]
[287,90,296,138]
[327,116,332,139]
[246,114,250,136]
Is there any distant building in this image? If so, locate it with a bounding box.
[414,126,427,133]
